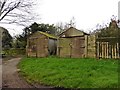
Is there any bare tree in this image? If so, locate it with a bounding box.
[55,22,65,35]
[69,17,76,27]
[55,17,76,35]
[55,17,77,35]
[0,0,39,26]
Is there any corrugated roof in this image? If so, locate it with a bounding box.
[38,31,57,39]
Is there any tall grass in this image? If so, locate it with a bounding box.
[18,57,118,88]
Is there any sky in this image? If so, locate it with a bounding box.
[0,0,120,36]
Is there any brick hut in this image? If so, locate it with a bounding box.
[26,31,57,57]
[57,27,89,58]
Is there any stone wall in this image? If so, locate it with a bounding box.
[87,35,96,58]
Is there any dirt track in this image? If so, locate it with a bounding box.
[2,58,57,89]
[2,58,34,88]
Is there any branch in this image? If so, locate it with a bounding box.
[0,0,39,26]
[0,1,20,21]
[0,1,6,15]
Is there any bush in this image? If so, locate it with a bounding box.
[3,48,25,56]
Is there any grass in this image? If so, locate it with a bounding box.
[18,57,119,88]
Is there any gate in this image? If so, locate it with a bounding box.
[96,37,120,59]
[71,36,85,58]
[58,36,85,58]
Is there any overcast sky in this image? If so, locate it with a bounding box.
[0,0,120,36]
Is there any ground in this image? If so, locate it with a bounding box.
[1,57,118,89]
[2,57,56,89]
[19,57,118,88]
[2,58,33,88]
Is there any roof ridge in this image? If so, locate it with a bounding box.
[37,31,57,39]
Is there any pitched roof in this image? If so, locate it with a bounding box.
[59,27,89,37]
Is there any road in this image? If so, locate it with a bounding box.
[2,58,33,88]
[2,58,55,89]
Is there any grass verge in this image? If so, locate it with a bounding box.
[18,57,118,88]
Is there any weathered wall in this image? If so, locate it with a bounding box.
[57,38,71,57]
[37,36,48,57]
[87,35,96,58]
[27,30,97,58]
[26,32,49,57]
[71,37,85,58]
[57,36,85,58]
[26,32,57,57]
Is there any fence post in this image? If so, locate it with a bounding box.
[84,35,88,58]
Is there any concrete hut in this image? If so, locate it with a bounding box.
[26,31,57,57]
[57,27,90,58]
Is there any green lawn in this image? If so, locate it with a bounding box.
[18,57,119,88]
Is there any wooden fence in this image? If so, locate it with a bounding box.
[96,37,120,59]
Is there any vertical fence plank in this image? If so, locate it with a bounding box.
[99,42,101,58]
[105,42,106,58]
[102,42,104,58]
[111,44,114,58]
[96,37,120,59]
[117,43,120,58]
[115,43,117,59]
[97,42,100,59]
[106,42,108,58]
[103,42,105,58]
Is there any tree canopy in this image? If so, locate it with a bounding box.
[0,26,12,49]
[14,22,58,48]
[94,19,120,38]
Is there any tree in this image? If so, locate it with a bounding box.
[14,22,58,48]
[55,17,76,35]
[93,19,120,38]
[24,22,57,35]
[13,35,26,48]
[0,26,12,49]
[0,0,38,26]
[68,17,76,28]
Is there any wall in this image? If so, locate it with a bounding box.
[57,38,71,57]
[26,32,48,57]
[37,36,48,57]
[27,32,57,57]
[87,35,96,58]
[57,36,85,58]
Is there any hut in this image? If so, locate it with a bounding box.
[26,31,57,57]
[57,27,89,58]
